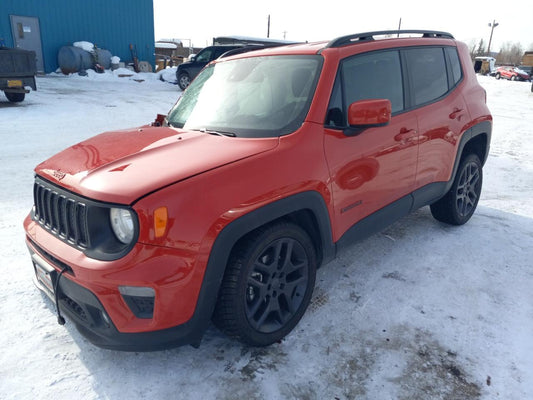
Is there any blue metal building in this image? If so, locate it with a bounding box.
[0,0,154,73]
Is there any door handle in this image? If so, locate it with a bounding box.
[394,128,417,142]
[449,108,464,120]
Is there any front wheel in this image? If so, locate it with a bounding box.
[177,72,191,90]
[495,73,501,80]
[430,153,483,225]
[213,222,317,346]
[511,75,517,81]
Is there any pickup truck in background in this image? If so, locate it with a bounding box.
[0,47,37,102]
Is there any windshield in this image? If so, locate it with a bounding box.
[167,55,323,138]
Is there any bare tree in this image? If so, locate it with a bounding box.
[496,41,524,65]
[475,38,485,58]
[468,39,478,61]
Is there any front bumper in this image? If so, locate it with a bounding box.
[31,254,204,351]
[25,216,211,351]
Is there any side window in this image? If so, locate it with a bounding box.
[195,48,213,63]
[342,50,404,113]
[405,47,448,106]
[445,47,462,86]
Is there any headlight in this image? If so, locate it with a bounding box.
[110,208,135,244]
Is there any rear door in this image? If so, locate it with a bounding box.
[404,46,469,190]
[323,49,419,241]
[10,15,44,73]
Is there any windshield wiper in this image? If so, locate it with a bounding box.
[196,128,236,137]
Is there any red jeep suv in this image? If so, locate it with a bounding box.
[494,66,531,81]
[24,30,492,350]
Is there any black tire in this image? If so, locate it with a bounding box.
[213,221,317,346]
[177,72,191,90]
[495,73,501,80]
[5,92,25,102]
[430,153,483,225]
[511,75,516,81]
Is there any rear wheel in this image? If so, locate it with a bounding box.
[213,222,317,346]
[430,153,483,225]
[5,92,25,102]
[511,75,517,81]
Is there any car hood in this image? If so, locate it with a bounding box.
[35,126,279,204]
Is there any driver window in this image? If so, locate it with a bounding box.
[196,49,213,63]
[326,50,404,128]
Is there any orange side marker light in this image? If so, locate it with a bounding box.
[154,207,168,238]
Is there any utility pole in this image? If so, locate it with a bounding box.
[487,20,499,56]
[267,15,270,38]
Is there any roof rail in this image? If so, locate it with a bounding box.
[325,30,454,48]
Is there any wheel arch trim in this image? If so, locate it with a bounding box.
[447,119,491,193]
[186,190,335,343]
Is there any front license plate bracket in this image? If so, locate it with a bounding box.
[32,252,56,301]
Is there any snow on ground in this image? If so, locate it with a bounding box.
[0,74,532,400]
[156,66,178,84]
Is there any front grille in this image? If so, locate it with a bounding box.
[33,180,89,248]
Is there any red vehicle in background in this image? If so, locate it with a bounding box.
[494,66,531,81]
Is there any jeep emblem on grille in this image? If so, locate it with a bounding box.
[53,170,66,181]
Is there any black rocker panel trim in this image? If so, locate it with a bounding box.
[336,195,413,252]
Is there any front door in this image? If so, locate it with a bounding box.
[10,15,44,73]
[323,49,418,241]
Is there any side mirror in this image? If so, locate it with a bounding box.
[152,114,167,127]
[189,55,196,62]
[348,99,391,127]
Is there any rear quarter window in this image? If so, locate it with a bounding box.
[445,47,463,85]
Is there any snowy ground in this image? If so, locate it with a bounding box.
[0,72,532,400]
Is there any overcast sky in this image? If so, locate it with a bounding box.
[153,0,532,52]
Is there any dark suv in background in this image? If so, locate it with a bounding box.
[176,45,242,90]
[175,38,298,90]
